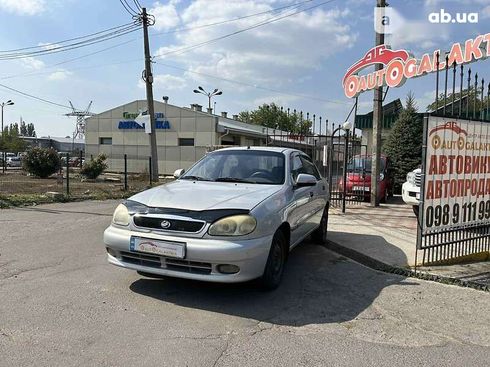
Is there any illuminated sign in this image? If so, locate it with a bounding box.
[343,33,490,98]
[118,112,170,130]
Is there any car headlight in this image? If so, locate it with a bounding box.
[208,215,257,236]
[112,200,149,226]
[380,173,385,181]
[113,204,130,226]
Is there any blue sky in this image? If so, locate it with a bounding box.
[0,0,489,137]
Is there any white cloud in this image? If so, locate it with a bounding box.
[21,56,45,70]
[387,21,451,52]
[48,70,73,81]
[150,1,180,31]
[138,74,187,90]
[0,0,45,15]
[153,1,357,91]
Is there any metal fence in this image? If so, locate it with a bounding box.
[0,153,166,203]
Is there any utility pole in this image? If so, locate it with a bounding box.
[142,7,159,182]
[371,0,386,207]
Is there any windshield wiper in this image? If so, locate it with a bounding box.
[214,177,255,184]
[180,175,212,181]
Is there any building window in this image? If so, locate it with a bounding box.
[179,138,194,146]
[99,137,112,145]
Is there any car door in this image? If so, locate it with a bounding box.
[288,153,317,246]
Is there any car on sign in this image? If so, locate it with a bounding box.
[104,147,329,289]
[338,154,393,202]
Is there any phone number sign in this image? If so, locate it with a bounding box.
[422,116,490,234]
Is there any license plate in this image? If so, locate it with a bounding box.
[352,186,369,192]
[130,237,185,258]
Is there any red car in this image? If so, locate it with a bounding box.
[338,155,393,202]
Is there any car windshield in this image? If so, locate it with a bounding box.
[347,157,385,173]
[181,150,285,185]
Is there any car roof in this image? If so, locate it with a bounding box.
[214,146,305,155]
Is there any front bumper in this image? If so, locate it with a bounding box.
[402,182,420,206]
[104,225,273,283]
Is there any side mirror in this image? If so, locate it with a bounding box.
[173,168,185,179]
[295,173,317,188]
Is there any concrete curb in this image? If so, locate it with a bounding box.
[324,239,489,293]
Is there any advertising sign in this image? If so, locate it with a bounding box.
[343,33,490,98]
[422,116,490,234]
[118,112,170,130]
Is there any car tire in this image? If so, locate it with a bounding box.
[259,230,287,290]
[137,271,166,279]
[312,204,329,244]
[413,205,419,217]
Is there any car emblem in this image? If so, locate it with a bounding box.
[160,220,171,229]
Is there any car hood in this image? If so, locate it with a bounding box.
[129,180,283,211]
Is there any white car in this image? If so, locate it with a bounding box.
[402,168,421,216]
[6,156,22,168]
[104,147,329,289]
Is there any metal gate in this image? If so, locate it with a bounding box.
[266,128,367,212]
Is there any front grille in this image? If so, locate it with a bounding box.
[120,251,212,275]
[133,216,205,232]
[415,172,422,187]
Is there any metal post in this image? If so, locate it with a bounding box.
[79,150,83,168]
[481,79,485,121]
[474,73,478,120]
[66,153,70,197]
[459,65,464,117]
[342,129,349,213]
[124,154,128,191]
[148,156,152,186]
[142,7,159,182]
[371,0,385,207]
[451,62,456,116]
[443,54,448,115]
[467,69,472,119]
[435,52,440,111]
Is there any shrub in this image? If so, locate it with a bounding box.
[23,147,61,178]
[80,153,108,179]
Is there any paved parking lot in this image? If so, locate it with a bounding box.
[1,200,489,366]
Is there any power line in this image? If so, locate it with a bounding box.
[0,83,71,109]
[153,0,337,60]
[151,0,316,37]
[133,0,143,12]
[0,22,137,53]
[119,0,138,16]
[0,25,141,61]
[153,61,348,105]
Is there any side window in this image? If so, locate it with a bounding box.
[290,154,303,181]
[300,155,321,180]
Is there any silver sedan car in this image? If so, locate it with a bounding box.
[104,147,329,289]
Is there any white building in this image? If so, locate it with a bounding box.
[85,99,315,175]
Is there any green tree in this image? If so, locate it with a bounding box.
[0,125,27,153]
[383,92,423,192]
[238,103,312,134]
[20,120,27,136]
[27,123,36,137]
[427,88,489,117]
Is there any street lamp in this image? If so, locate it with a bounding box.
[193,86,223,111]
[1,99,14,174]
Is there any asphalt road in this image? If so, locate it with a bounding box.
[1,200,489,367]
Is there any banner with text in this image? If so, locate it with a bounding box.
[423,116,490,234]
